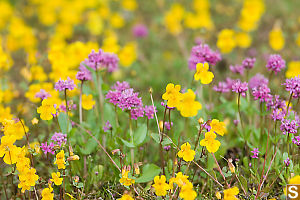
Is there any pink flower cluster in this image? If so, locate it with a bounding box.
[55,77,76,91]
[188,43,221,70]
[106,81,156,120]
[80,49,119,73]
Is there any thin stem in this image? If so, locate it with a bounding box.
[237,93,244,129]
[74,122,121,172]
[194,121,208,151]
[96,70,104,124]
[212,153,229,187]
[162,132,223,187]
[285,92,293,118]
[0,170,8,200]
[79,81,84,124]
[64,89,70,134]
[255,130,270,199]
[149,89,165,174]
[129,113,135,168]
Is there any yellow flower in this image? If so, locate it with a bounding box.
[37,98,57,120]
[164,3,184,35]
[179,181,197,200]
[18,167,39,193]
[152,175,170,196]
[122,0,137,11]
[82,94,95,110]
[118,193,134,200]
[162,83,183,108]
[50,172,63,186]
[210,119,226,136]
[286,61,300,78]
[235,32,252,48]
[216,191,222,199]
[296,32,300,47]
[118,42,137,67]
[269,27,285,51]
[217,29,236,54]
[54,150,66,169]
[177,89,202,117]
[223,186,239,200]
[0,135,19,164]
[31,117,39,125]
[119,169,135,186]
[2,119,28,140]
[200,131,221,153]
[177,142,195,162]
[169,172,189,189]
[110,13,125,29]
[194,62,214,84]
[41,185,54,200]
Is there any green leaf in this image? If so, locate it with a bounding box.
[135,164,161,183]
[120,138,135,148]
[150,133,172,146]
[133,124,147,146]
[80,138,98,155]
[58,112,72,134]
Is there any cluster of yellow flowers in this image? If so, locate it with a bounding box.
[54,150,66,169]
[152,172,197,199]
[238,0,265,32]
[0,119,40,193]
[200,119,225,153]
[162,83,202,118]
[185,0,214,30]
[164,0,214,35]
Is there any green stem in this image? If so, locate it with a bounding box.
[129,113,134,168]
[96,70,104,125]
[285,92,293,118]
[79,81,83,124]
[237,93,244,129]
[64,89,69,134]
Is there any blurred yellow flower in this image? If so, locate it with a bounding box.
[122,0,137,11]
[82,94,95,110]
[217,29,236,53]
[119,169,135,186]
[110,13,125,29]
[179,181,197,200]
[235,32,252,48]
[119,42,137,67]
[54,150,66,170]
[269,26,284,51]
[286,61,300,78]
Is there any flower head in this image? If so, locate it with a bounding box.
[251,148,259,159]
[223,186,239,200]
[210,119,226,136]
[119,169,135,186]
[200,131,221,153]
[177,89,202,117]
[54,77,76,91]
[37,99,57,121]
[242,57,256,70]
[144,105,156,119]
[152,175,170,196]
[103,120,112,132]
[132,24,148,38]
[82,94,96,110]
[232,80,248,97]
[50,172,63,185]
[177,142,195,162]
[266,54,286,74]
[54,150,66,169]
[283,76,300,98]
[188,43,221,70]
[249,74,268,89]
[162,83,183,108]
[194,62,214,84]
